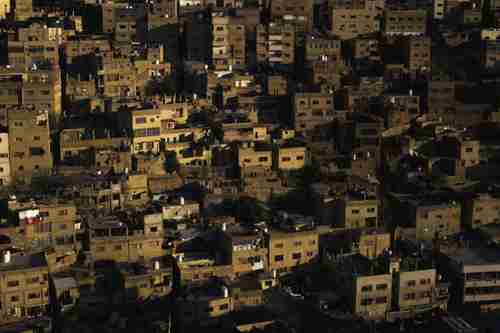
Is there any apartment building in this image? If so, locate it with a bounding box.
[439,136,480,168]
[335,192,379,229]
[349,37,380,60]
[384,10,427,36]
[333,254,447,320]
[238,143,273,170]
[178,283,234,327]
[392,195,462,241]
[240,167,286,202]
[86,216,166,263]
[8,108,53,184]
[8,40,59,70]
[293,93,336,134]
[462,193,500,229]
[221,123,270,143]
[405,36,431,73]
[351,145,379,179]
[96,52,137,97]
[64,36,111,66]
[305,35,342,62]
[440,244,500,308]
[219,225,267,277]
[12,0,33,20]
[330,9,380,40]
[118,257,173,303]
[162,197,200,222]
[270,0,314,32]
[22,68,62,125]
[0,131,10,186]
[307,58,344,88]
[267,227,319,274]
[266,75,288,96]
[333,255,392,319]
[212,14,246,70]
[428,79,455,114]
[8,198,77,251]
[273,142,307,171]
[256,23,295,66]
[0,251,49,324]
[482,40,500,69]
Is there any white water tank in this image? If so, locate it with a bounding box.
[3,250,11,264]
[180,197,185,205]
[222,285,229,298]
[154,260,160,271]
[222,223,227,231]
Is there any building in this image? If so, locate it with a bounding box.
[305,35,342,62]
[335,192,379,229]
[0,131,10,185]
[86,216,166,263]
[162,197,200,223]
[330,9,380,40]
[0,251,49,324]
[384,10,427,36]
[118,257,173,302]
[293,93,336,135]
[482,40,500,69]
[219,225,267,277]
[238,143,273,170]
[267,224,319,275]
[391,195,462,241]
[256,23,295,66]
[405,36,431,73]
[7,198,77,251]
[273,141,307,171]
[178,283,234,327]
[211,13,246,70]
[8,108,53,184]
[270,0,314,32]
[462,193,500,229]
[440,244,500,309]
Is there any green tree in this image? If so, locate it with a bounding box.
[145,75,177,97]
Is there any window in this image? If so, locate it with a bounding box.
[420,278,431,285]
[219,304,229,310]
[306,251,314,257]
[15,137,22,142]
[33,136,40,141]
[28,292,40,299]
[293,241,302,247]
[367,207,375,213]
[361,298,373,305]
[58,209,68,216]
[135,117,147,124]
[7,280,19,288]
[275,243,284,248]
[361,285,372,292]
[30,147,45,156]
[375,296,387,304]
[405,292,416,300]
[376,284,387,290]
[258,157,268,162]
[296,156,304,160]
[274,255,284,262]
[27,277,40,284]
[351,209,360,214]
[309,240,316,245]
[281,157,291,162]
[292,253,301,260]
[407,280,416,287]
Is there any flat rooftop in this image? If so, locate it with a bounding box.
[0,252,47,272]
[442,245,500,266]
